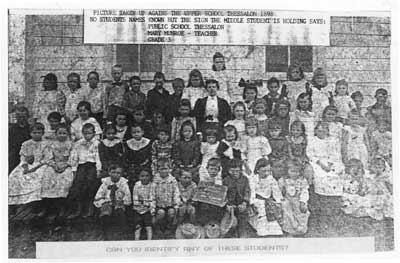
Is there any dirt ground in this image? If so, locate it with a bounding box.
[8,210,394,258]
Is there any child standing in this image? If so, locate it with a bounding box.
[105,65,129,121]
[132,169,156,240]
[350,91,370,127]
[172,121,201,181]
[94,164,131,240]
[283,65,308,112]
[64,72,86,123]
[166,77,185,123]
[131,107,153,140]
[114,111,131,142]
[250,158,283,236]
[123,76,146,116]
[41,124,74,218]
[262,77,283,117]
[217,125,243,178]
[68,123,102,219]
[342,110,370,170]
[98,123,125,175]
[223,159,252,238]
[182,69,206,111]
[9,123,47,206]
[291,93,316,139]
[322,105,343,163]
[308,68,331,118]
[270,100,291,136]
[242,85,258,114]
[199,129,220,179]
[242,117,271,174]
[267,121,289,180]
[279,159,310,236]
[170,99,197,142]
[224,101,246,143]
[82,71,106,126]
[70,101,102,142]
[366,88,391,127]
[251,98,269,137]
[125,123,152,190]
[370,119,392,167]
[333,79,356,123]
[149,111,169,141]
[177,169,197,224]
[151,125,173,175]
[153,159,181,233]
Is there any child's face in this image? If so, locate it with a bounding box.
[67,76,80,91]
[78,106,89,120]
[206,135,217,144]
[207,83,218,97]
[258,165,271,179]
[105,128,117,140]
[139,170,151,185]
[180,171,193,186]
[111,67,123,81]
[375,93,387,105]
[154,77,164,88]
[110,168,123,182]
[182,125,193,140]
[115,114,127,127]
[247,125,257,137]
[158,131,169,143]
[82,128,95,141]
[336,84,348,96]
[244,89,256,102]
[43,79,57,90]
[56,127,69,142]
[291,68,301,80]
[377,122,388,133]
[133,110,145,122]
[315,125,328,139]
[277,104,289,117]
[269,128,281,139]
[225,131,236,142]
[190,76,202,87]
[372,160,386,175]
[353,96,363,108]
[228,167,242,179]
[314,75,325,86]
[324,110,337,122]
[153,113,164,125]
[15,110,28,125]
[207,165,220,177]
[213,57,225,71]
[268,82,279,94]
[254,103,266,115]
[31,129,44,141]
[172,82,184,95]
[291,125,303,137]
[234,106,245,120]
[131,126,144,140]
[178,106,190,117]
[48,118,60,130]
[348,165,361,178]
[159,167,170,178]
[130,79,141,92]
[87,73,99,88]
[298,97,310,111]
[288,166,301,179]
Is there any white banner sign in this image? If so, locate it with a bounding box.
[84,9,330,45]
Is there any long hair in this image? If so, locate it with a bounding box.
[310,67,327,89]
[187,69,205,88]
[179,120,196,141]
[287,65,304,81]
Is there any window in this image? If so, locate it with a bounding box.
[265,46,313,72]
[116,44,162,72]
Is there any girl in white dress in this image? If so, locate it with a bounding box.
[225,101,246,143]
[283,65,308,112]
[182,69,207,109]
[242,117,271,174]
[332,79,356,123]
[199,129,220,177]
[309,68,331,118]
[291,93,316,140]
[322,105,343,164]
[207,52,232,103]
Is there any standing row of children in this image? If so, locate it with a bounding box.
[9,58,392,239]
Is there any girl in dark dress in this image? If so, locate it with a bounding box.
[98,123,125,177]
[217,125,243,178]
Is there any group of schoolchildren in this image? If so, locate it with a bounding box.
[8,52,393,240]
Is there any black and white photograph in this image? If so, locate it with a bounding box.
[5,1,397,259]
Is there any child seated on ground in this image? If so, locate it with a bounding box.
[279,159,310,236]
[223,159,252,238]
[199,157,223,185]
[177,169,197,224]
[132,169,155,240]
[94,164,131,240]
[153,159,181,234]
